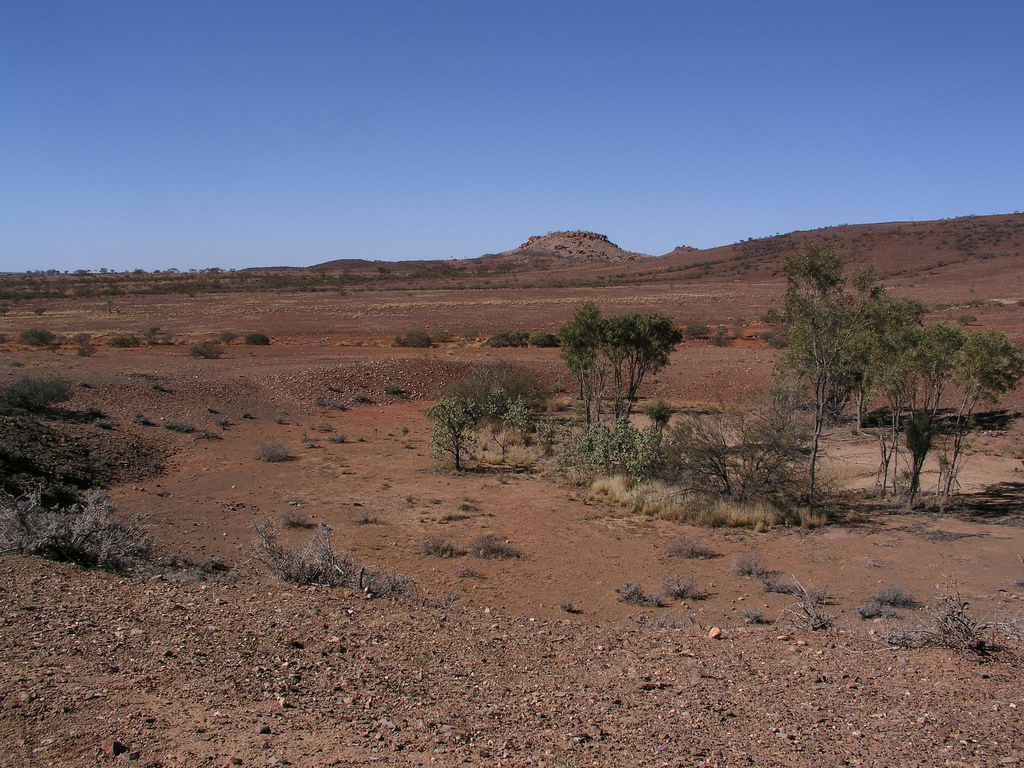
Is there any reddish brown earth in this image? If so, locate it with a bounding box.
[2,216,1024,766]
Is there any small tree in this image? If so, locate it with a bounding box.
[427,397,479,471]
[939,330,1024,498]
[602,312,682,418]
[559,302,607,425]
[783,246,880,504]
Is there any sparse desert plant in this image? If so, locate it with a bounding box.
[615,582,662,607]
[215,417,231,430]
[761,331,788,349]
[162,420,195,434]
[281,509,313,528]
[190,341,223,359]
[732,552,773,580]
[76,344,95,357]
[393,329,432,348]
[315,397,347,411]
[741,608,770,624]
[19,328,55,347]
[661,573,707,601]
[254,441,290,462]
[873,584,919,609]
[431,329,454,343]
[244,332,271,345]
[326,433,346,444]
[107,333,140,348]
[353,509,379,525]
[0,491,150,574]
[71,332,91,345]
[643,399,673,433]
[93,417,115,430]
[559,600,581,614]
[384,382,405,396]
[133,414,155,426]
[1,375,72,412]
[665,534,716,559]
[469,534,521,559]
[420,536,465,558]
[250,519,413,598]
[218,331,238,345]
[856,599,895,620]
[194,429,222,440]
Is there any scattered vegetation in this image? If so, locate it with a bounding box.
[162,420,195,434]
[250,519,414,598]
[661,573,707,601]
[243,332,271,345]
[0,492,150,574]
[484,330,529,348]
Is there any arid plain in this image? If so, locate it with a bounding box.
[2,217,1024,767]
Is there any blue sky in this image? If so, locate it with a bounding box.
[2,1,1022,272]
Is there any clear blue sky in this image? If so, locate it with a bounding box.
[2,1,1022,272]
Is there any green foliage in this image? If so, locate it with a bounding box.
[1,375,72,412]
[427,397,479,471]
[682,323,711,339]
[19,328,55,346]
[528,332,560,347]
[484,330,529,348]
[559,419,658,483]
[559,302,682,423]
[243,332,271,345]
[107,333,140,348]
[643,399,672,432]
[393,330,432,348]
[444,362,549,412]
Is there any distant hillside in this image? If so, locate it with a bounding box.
[490,231,650,265]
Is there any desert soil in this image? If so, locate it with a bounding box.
[2,283,1024,767]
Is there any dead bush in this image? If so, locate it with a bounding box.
[190,341,223,359]
[469,534,521,559]
[420,536,465,558]
[874,584,919,609]
[665,534,716,559]
[250,519,414,598]
[741,608,770,624]
[0,492,150,574]
[781,580,834,631]
[162,420,195,434]
[254,441,290,462]
[281,509,313,529]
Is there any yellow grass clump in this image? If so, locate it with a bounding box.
[587,476,826,530]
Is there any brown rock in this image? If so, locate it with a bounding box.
[101,738,127,757]
[708,627,723,640]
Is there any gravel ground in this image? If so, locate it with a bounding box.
[2,554,1022,768]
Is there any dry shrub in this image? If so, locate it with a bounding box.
[254,441,290,462]
[732,552,774,580]
[190,341,223,359]
[469,534,521,559]
[420,536,465,558]
[616,582,662,607]
[250,519,413,598]
[661,573,707,601]
[281,509,313,529]
[0,492,150,574]
[588,477,824,530]
[665,534,716,559]
[781,580,834,631]
[1,375,72,412]
[162,420,195,434]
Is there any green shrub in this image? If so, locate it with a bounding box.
[1,376,72,412]
[243,332,271,345]
[528,332,560,348]
[19,328,55,346]
[71,333,91,345]
[484,330,528,348]
[393,330,432,348]
[558,419,658,483]
[682,323,711,339]
[107,333,140,348]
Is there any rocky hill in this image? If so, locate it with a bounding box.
[491,231,650,265]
